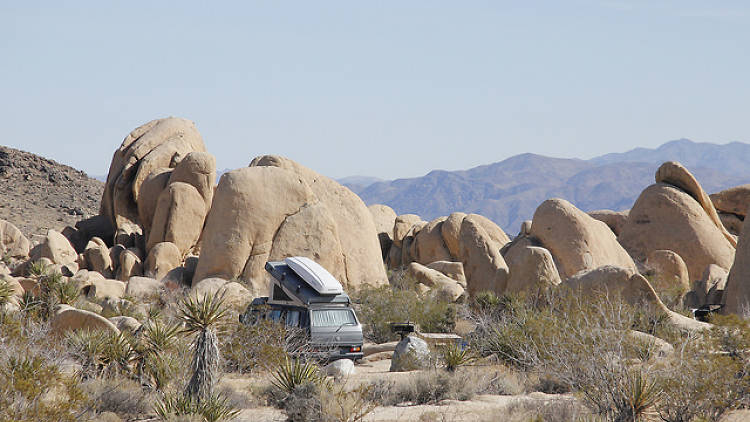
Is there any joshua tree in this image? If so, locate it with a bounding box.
[178,292,229,402]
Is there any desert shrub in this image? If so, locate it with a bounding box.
[101,297,145,320]
[66,329,135,378]
[153,391,240,422]
[467,289,677,420]
[26,259,48,277]
[655,323,750,422]
[222,320,310,374]
[280,382,323,422]
[129,319,183,389]
[83,377,152,416]
[352,285,456,343]
[531,374,571,395]
[278,381,376,422]
[630,307,681,345]
[0,354,89,422]
[501,399,598,422]
[366,368,487,406]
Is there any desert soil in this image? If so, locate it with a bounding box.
[0,145,103,239]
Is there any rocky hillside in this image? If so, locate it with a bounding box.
[0,145,103,238]
[348,139,750,234]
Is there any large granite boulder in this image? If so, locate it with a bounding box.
[414,217,453,265]
[711,184,750,218]
[441,212,467,257]
[145,241,181,281]
[458,214,509,296]
[194,158,387,292]
[147,182,207,254]
[564,266,708,332]
[504,245,561,295]
[530,199,636,279]
[588,209,629,236]
[619,165,736,283]
[249,155,387,288]
[368,204,398,260]
[390,336,431,372]
[100,117,207,238]
[0,220,30,259]
[645,249,690,295]
[32,229,78,266]
[51,304,120,336]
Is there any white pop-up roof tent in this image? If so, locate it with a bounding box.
[265,256,350,306]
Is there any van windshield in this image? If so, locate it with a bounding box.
[311,309,356,327]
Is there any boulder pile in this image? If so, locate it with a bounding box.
[6,115,750,345]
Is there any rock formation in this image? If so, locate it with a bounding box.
[619,162,736,282]
[194,158,388,295]
[530,199,636,279]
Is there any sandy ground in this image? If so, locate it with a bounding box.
[221,358,575,422]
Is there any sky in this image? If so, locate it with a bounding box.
[2,1,749,180]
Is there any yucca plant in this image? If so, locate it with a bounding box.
[26,260,48,277]
[37,271,65,320]
[0,278,14,308]
[179,292,229,402]
[52,279,80,305]
[101,331,134,376]
[622,370,661,421]
[271,356,324,394]
[154,391,240,422]
[131,320,182,389]
[440,342,478,372]
[66,329,108,376]
[146,319,181,352]
[18,291,41,315]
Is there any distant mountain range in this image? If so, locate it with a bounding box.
[343,139,750,234]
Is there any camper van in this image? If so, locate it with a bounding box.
[239,256,364,361]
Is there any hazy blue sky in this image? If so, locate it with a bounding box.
[2,1,749,180]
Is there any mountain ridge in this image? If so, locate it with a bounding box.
[346,140,750,234]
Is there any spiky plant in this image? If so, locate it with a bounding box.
[622,370,661,421]
[101,331,134,376]
[26,260,48,277]
[0,278,13,308]
[66,329,108,376]
[131,320,182,389]
[440,342,478,372]
[53,279,80,305]
[179,292,229,402]
[145,319,181,353]
[271,356,324,394]
[37,271,65,320]
[154,391,240,422]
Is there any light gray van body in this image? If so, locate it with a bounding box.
[239,258,364,360]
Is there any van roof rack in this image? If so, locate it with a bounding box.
[265,259,351,306]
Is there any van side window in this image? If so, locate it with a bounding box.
[269,309,283,322]
[286,310,300,327]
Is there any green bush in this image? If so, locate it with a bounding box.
[654,318,750,422]
[352,285,456,343]
[222,320,306,374]
[0,354,89,422]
